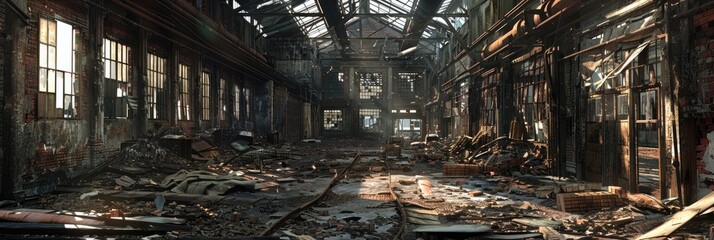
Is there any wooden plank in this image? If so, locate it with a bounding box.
[637,191,714,239]
[539,226,566,240]
[512,218,562,228]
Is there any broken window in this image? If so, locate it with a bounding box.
[39,18,79,118]
[178,64,191,121]
[201,72,211,120]
[396,72,421,99]
[395,119,421,132]
[630,39,664,86]
[638,90,658,121]
[617,93,629,120]
[219,78,227,121]
[359,109,381,132]
[588,97,602,122]
[514,54,547,142]
[479,70,499,126]
[147,53,167,120]
[243,86,251,118]
[103,38,130,119]
[359,72,383,99]
[233,84,240,121]
[323,110,343,131]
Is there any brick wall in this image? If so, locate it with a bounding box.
[26,0,90,122]
[693,8,714,199]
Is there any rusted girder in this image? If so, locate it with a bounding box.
[400,0,445,52]
[315,0,351,53]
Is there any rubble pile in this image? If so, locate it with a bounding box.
[2,134,714,239]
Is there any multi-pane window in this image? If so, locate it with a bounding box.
[359,109,381,132]
[323,110,343,130]
[359,72,383,99]
[243,87,251,117]
[479,70,499,126]
[396,72,421,99]
[616,94,629,120]
[233,84,241,121]
[103,38,130,118]
[396,119,421,131]
[147,53,167,120]
[39,18,79,118]
[201,72,211,120]
[219,78,227,121]
[178,64,191,120]
[514,55,548,141]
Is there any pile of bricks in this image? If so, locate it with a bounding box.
[560,182,602,193]
[442,163,479,176]
[556,191,624,212]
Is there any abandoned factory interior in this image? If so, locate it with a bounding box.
[5,0,714,239]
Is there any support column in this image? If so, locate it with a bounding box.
[348,67,356,137]
[212,66,220,127]
[169,43,178,125]
[1,0,28,199]
[87,5,105,169]
[385,67,393,136]
[192,55,202,131]
[135,24,148,137]
[268,80,274,134]
[497,64,514,138]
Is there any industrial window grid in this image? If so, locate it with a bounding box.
[103,38,131,119]
[243,86,251,118]
[396,72,421,99]
[233,84,241,121]
[323,110,343,131]
[147,53,167,120]
[358,72,383,99]
[201,72,211,120]
[514,54,548,141]
[178,64,191,120]
[38,18,79,119]
[359,109,381,132]
[585,38,664,124]
[478,70,499,126]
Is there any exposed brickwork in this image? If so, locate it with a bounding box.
[2,0,310,199]
[556,192,624,213]
[693,8,714,197]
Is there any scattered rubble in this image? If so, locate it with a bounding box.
[1,134,712,239]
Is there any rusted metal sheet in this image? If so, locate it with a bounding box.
[0,210,105,225]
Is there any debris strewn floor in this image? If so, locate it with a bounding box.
[2,134,714,239]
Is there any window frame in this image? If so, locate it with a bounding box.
[178,64,191,121]
[38,17,80,119]
[323,109,343,131]
[147,53,167,120]
[102,38,131,119]
[201,72,211,121]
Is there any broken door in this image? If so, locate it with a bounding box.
[636,89,661,197]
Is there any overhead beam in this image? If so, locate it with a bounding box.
[316,0,350,53]
[441,16,475,61]
[233,13,468,17]
[290,37,448,40]
[401,0,445,51]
